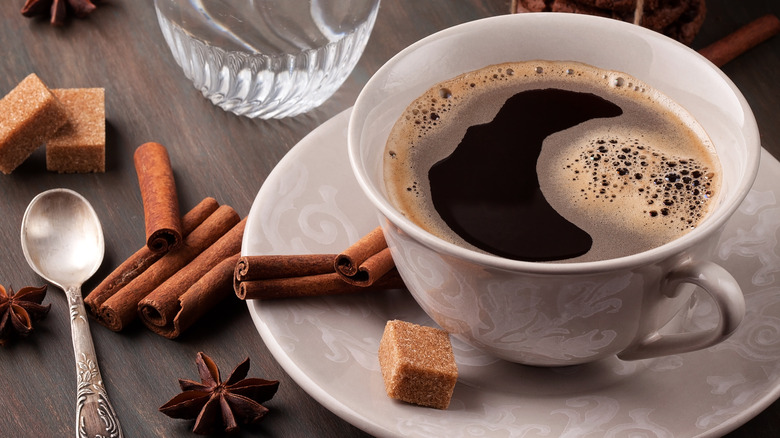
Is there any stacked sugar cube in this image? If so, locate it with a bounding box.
[0,73,105,174]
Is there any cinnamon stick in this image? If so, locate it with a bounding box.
[334,227,396,286]
[164,253,241,339]
[97,205,240,331]
[135,142,183,253]
[84,197,219,316]
[237,269,405,300]
[233,254,337,293]
[699,14,780,67]
[138,218,246,337]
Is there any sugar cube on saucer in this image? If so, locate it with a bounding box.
[378,319,458,409]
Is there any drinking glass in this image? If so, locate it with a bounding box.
[154,0,380,119]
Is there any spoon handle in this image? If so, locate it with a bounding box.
[66,286,123,438]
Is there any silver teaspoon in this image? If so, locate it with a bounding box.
[21,188,123,438]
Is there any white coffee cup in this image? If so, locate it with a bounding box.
[348,13,760,366]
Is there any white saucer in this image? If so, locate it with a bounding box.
[243,108,780,437]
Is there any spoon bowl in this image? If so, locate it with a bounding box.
[21,188,104,290]
[21,188,123,438]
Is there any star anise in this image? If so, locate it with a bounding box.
[160,352,280,435]
[0,284,49,346]
[20,0,99,26]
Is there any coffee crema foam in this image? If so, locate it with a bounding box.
[383,60,720,262]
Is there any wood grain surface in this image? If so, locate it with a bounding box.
[0,1,777,437]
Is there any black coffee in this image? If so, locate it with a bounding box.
[383,61,720,262]
[429,88,622,261]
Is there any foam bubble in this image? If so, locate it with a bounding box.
[559,136,714,230]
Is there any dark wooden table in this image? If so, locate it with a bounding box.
[0,1,777,437]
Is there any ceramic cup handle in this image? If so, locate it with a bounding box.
[618,261,745,361]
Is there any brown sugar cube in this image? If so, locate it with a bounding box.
[0,73,68,174]
[378,320,458,409]
[46,88,105,173]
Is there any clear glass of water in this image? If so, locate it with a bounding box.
[154,0,381,119]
